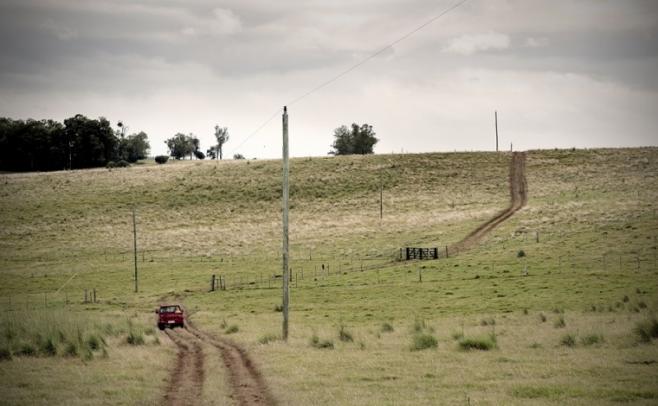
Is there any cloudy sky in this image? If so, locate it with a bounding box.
[1,0,657,158]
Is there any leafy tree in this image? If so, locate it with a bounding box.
[165,133,195,160]
[193,150,205,160]
[154,155,169,164]
[233,153,245,160]
[329,123,378,155]
[63,114,117,169]
[206,148,217,160]
[120,131,150,163]
[213,125,230,160]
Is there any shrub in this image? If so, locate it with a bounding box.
[539,313,547,322]
[40,337,57,356]
[633,317,658,343]
[622,295,630,303]
[0,346,12,360]
[380,322,394,333]
[338,325,353,342]
[154,155,169,164]
[310,335,334,349]
[126,331,144,345]
[233,153,245,160]
[106,160,130,168]
[193,150,205,160]
[86,334,101,351]
[560,334,576,347]
[458,335,497,351]
[554,316,566,328]
[64,342,78,357]
[412,318,427,333]
[273,304,283,312]
[517,250,526,258]
[480,318,495,326]
[225,325,239,334]
[17,342,36,357]
[411,333,438,351]
[451,331,464,341]
[258,334,280,345]
[580,334,604,346]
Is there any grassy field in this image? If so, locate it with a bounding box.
[0,148,657,404]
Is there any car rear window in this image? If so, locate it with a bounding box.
[159,306,181,313]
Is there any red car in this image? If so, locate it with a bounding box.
[156,304,185,330]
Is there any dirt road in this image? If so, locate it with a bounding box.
[449,151,527,255]
[162,322,276,406]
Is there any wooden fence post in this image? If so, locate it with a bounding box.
[418,269,422,283]
[93,288,96,303]
[211,274,216,292]
[84,289,88,304]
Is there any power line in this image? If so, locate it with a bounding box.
[287,0,471,107]
[231,0,470,154]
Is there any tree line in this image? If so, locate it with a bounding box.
[0,115,150,172]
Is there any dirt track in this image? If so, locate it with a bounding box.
[162,321,276,406]
[449,151,527,255]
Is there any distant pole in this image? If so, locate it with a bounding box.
[132,207,138,293]
[282,106,290,341]
[495,111,499,152]
[380,182,383,220]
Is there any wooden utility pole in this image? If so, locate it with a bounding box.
[282,106,290,341]
[495,111,499,152]
[380,182,383,220]
[132,207,138,293]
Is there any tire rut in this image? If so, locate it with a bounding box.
[450,151,527,255]
[186,321,276,406]
[163,328,205,406]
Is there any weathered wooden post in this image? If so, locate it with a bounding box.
[282,106,290,341]
[211,274,216,292]
[93,288,96,303]
[132,207,138,293]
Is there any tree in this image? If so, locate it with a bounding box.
[63,114,117,168]
[206,148,216,160]
[193,150,205,160]
[233,153,245,160]
[120,131,150,163]
[329,123,378,155]
[165,133,194,160]
[213,125,229,160]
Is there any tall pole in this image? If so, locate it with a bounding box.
[380,182,383,220]
[495,111,499,152]
[282,106,290,341]
[132,207,138,293]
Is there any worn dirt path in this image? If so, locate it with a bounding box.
[449,151,527,255]
[162,320,276,406]
[187,321,276,406]
[163,328,205,406]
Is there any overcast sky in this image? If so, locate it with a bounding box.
[1,0,657,158]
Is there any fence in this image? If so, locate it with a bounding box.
[1,288,101,312]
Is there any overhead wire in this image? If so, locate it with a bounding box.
[230,0,470,154]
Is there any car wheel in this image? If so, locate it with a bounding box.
[158,323,165,330]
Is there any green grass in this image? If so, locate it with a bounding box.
[0,148,657,404]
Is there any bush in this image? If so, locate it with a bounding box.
[64,342,78,357]
[126,331,144,345]
[560,334,576,347]
[86,334,102,351]
[225,325,239,334]
[106,160,130,168]
[412,318,427,333]
[338,325,353,342]
[633,317,658,343]
[40,337,57,356]
[258,334,280,345]
[0,346,11,360]
[380,322,394,333]
[154,155,169,164]
[580,334,604,346]
[458,335,497,351]
[480,318,495,326]
[17,342,36,357]
[539,313,547,322]
[233,153,245,160]
[273,304,283,312]
[193,150,205,160]
[310,335,334,349]
[517,250,526,258]
[411,334,438,351]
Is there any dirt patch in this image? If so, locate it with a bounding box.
[163,328,205,406]
[187,322,276,406]
[449,152,527,255]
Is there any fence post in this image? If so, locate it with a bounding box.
[445,245,449,258]
[93,288,96,303]
[84,289,88,304]
[211,274,216,292]
[418,269,422,283]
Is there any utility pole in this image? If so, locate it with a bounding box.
[494,111,499,152]
[282,106,290,341]
[132,207,138,293]
[380,182,383,220]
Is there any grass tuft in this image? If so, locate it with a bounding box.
[380,322,394,333]
[310,334,334,349]
[458,334,497,351]
[580,334,604,346]
[410,333,438,351]
[554,316,566,328]
[126,331,144,346]
[225,324,239,334]
[633,317,658,343]
[338,325,353,342]
[258,334,280,345]
[560,333,577,347]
